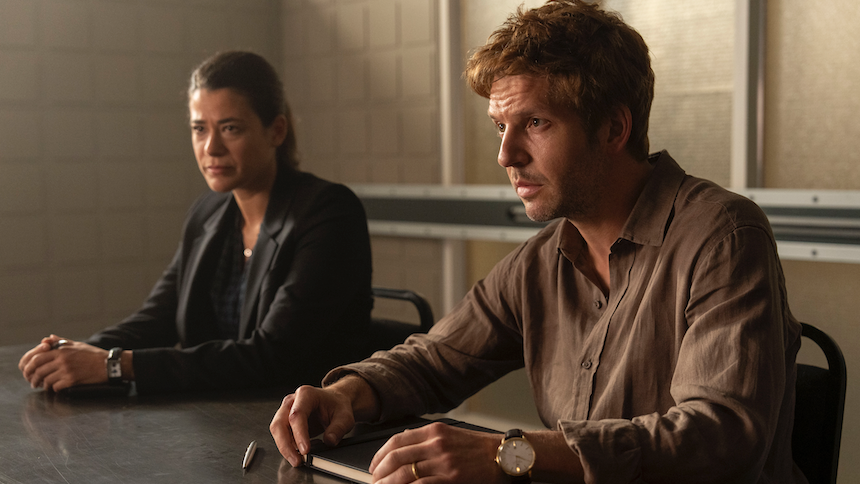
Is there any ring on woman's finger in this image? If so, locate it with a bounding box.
[51,339,69,350]
[411,461,420,481]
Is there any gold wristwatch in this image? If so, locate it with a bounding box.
[495,429,534,483]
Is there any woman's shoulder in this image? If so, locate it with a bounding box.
[286,168,346,191]
[276,169,363,208]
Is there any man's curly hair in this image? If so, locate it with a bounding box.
[465,0,654,160]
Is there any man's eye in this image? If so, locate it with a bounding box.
[530,118,544,127]
[497,122,506,133]
[191,126,204,134]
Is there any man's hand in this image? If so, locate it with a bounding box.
[18,335,109,391]
[270,376,380,467]
[369,422,507,484]
[372,426,586,484]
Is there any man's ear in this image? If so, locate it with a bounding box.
[604,104,632,154]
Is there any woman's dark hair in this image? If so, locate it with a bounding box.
[189,51,298,168]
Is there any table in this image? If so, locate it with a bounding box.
[0,344,349,483]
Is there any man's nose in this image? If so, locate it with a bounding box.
[497,129,527,168]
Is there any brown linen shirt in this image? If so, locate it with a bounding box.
[325,151,807,484]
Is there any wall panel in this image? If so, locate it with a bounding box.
[283,0,445,321]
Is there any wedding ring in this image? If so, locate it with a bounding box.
[411,461,420,480]
[51,339,69,350]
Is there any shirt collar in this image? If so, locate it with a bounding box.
[557,150,686,258]
[618,150,686,247]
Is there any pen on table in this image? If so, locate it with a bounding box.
[242,440,257,470]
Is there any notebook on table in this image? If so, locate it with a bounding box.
[303,417,498,484]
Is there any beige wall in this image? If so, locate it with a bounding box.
[764,0,860,189]
[280,0,446,322]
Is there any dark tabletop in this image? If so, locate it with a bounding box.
[0,344,352,484]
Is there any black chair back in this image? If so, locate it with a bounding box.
[364,287,434,353]
[792,322,847,484]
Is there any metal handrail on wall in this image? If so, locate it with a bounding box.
[352,184,860,265]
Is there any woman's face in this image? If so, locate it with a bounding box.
[188,88,287,196]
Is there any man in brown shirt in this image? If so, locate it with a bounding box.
[271,2,806,483]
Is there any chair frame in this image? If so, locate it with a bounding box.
[357,287,435,355]
[793,322,847,484]
[371,287,434,332]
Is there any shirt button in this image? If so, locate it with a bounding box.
[593,300,603,309]
[581,360,592,369]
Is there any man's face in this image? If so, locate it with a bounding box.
[488,75,608,223]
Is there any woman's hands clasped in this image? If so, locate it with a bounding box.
[18,335,110,391]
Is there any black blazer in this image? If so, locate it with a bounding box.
[88,167,373,393]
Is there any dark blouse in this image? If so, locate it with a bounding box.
[210,213,250,340]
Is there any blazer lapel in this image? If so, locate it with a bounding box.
[178,196,233,344]
[238,167,300,338]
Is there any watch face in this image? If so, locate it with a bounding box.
[497,437,535,476]
[108,361,122,378]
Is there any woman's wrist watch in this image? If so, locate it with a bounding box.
[495,429,535,483]
[106,347,123,385]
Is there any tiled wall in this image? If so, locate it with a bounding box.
[604,0,734,186]
[0,0,282,343]
[764,0,860,189]
[282,0,444,323]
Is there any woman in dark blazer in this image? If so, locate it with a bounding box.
[19,52,372,394]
